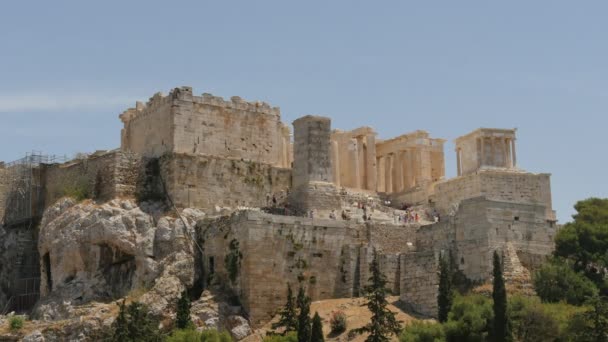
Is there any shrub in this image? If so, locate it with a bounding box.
[509,296,559,342]
[400,321,445,342]
[329,311,347,334]
[166,328,203,342]
[444,294,492,342]
[533,258,598,305]
[9,316,24,331]
[199,329,233,342]
[264,331,298,342]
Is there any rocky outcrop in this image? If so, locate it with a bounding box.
[35,198,204,320]
[22,197,252,340]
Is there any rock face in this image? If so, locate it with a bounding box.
[35,198,203,320]
[26,197,252,341]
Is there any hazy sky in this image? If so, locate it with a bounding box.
[1,1,606,222]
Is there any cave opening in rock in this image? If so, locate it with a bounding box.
[43,253,52,292]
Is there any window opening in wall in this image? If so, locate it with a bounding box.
[514,216,520,221]
[209,256,215,275]
[43,253,52,292]
[460,257,465,265]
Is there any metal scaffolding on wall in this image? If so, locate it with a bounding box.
[0,151,67,313]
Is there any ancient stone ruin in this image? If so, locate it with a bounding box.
[0,86,557,337]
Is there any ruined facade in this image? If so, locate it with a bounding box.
[0,86,557,325]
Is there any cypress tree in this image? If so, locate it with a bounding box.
[176,290,192,329]
[437,253,453,323]
[297,285,312,342]
[112,300,129,342]
[354,249,402,342]
[311,312,325,342]
[272,283,299,334]
[492,250,510,342]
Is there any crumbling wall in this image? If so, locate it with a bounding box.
[120,93,174,157]
[198,211,364,327]
[44,151,141,206]
[160,153,291,211]
[120,87,292,167]
[400,251,438,317]
[0,166,8,223]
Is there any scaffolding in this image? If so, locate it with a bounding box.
[1,151,66,226]
[0,151,66,313]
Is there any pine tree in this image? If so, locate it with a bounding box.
[272,283,299,334]
[112,300,129,342]
[437,253,453,323]
[311,312,325,342]
[111,300,162,342]
[176,290,192,329]
[354,249,402,342]
[492,250,510,342]
[297,286,312,342]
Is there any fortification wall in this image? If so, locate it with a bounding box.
[0,167,7,223]
[198,211,420,326]
[431,171,554,220]
[44,151,141,206]
[422,197,556,281]
[198,211,364,327]
[160,153,291,212]
[400,251,438,317]
[120,87,291,167]
[120,93,174,158]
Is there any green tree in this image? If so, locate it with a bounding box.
[273,284,299,334]
[437,254,453,323]
[354,249,402,342]
[111,300,162,342]
[508,296,559,342]
[554,198,608,295]
[297,286,312,342]
[492,251,510,342]
[176,290,193,329]
[533,258,598,305]
[311,312,325,342]
[568,296,608,342]
[400,321,445,342]
[444,294,492,342]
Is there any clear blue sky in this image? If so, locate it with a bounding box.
[1,1,606,222]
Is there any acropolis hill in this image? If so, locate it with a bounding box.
[0,86,557,339]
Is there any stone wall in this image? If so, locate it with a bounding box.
[197,211,420,326]
[431,170,555,221]
[44,151,141,206]
[120,87,292,167]
[400,251,438,317]
[159,153,291,212]
[198,211,364,327]
[0,166,7,223]
[120,93,174,158]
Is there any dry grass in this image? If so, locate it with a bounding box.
[246,296,422,342]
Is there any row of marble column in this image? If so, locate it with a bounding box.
[456,137,516,176]
[376,150,415,194]
[332,135,377,190]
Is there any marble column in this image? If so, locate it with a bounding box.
[365,135,377,191]
[331,140,340,187]
[394,151,404,192]
[456,148,461,176]
[349,139,360,189]
[385,154,393,193]
[511,139,517,167]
